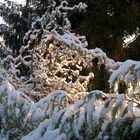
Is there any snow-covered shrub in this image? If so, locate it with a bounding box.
[0,78,68,139]
[21,90,140,140]
[0,1,138,100]
[1,0,120,101]
[0,68,140,140]
[0,79,31,139]
[0,1,140,140]
[110,60,140,100]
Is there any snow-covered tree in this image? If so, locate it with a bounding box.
[0,0,140,140]
[0,0,30,55]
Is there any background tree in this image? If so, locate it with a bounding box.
[68,0,140,61]
[0,0,31,55]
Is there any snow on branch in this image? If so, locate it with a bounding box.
[0,68,140,139]
[109,60,140,99]
[0,1,140,139]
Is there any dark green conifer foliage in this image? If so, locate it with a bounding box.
[0,0,31,55]
[69,0,140,61]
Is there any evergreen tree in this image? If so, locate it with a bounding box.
[0,0,31,55]
[68,0,140,61]
[0,1,140,140]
